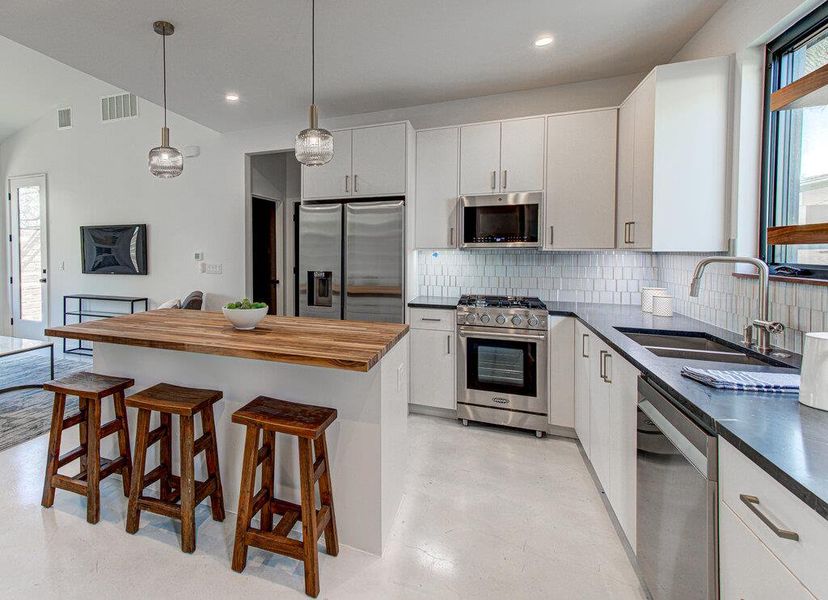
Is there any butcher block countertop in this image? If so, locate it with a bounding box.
[45,309,409,372]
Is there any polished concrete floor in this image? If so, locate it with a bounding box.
[0,414,646,599]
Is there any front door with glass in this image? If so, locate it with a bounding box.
[9,175,49,339]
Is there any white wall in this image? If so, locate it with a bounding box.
[0,72,242,334]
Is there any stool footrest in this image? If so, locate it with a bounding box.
[193,432,212,456]
[147,425,168,447]
[313,456,326,483]
[142,465,168,489]
[195,477,218,505]
[137,496,182,519]
[256,444,271,466]
[245,529,304,561]
[273,509,300,537]
[57,446,86,468]
[99,456,127,480]
[51,474,88,495]
[270,497,302,516]
[99,418,122,439]
[61,412,85,430]
[316,505,331,540]
[251,488,270,516]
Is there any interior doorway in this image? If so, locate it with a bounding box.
[246,151,300,316]
[252,197,278,314]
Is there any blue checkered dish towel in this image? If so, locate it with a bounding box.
[681,366,800,393]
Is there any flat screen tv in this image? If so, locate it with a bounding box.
[81,224,147,275]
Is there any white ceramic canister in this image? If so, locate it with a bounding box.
[799,332,828,412]
[652,295,673,317]
[641,287,667,313]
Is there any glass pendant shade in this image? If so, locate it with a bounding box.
[148,127,183,178]
[295,104,334,166]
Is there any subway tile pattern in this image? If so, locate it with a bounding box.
[416,250,659,305]
[658,253,826,354]
[416,249,826,354]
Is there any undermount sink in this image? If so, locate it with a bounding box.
[617,329,779,367]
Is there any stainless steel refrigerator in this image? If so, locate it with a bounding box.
[298,200,405,324]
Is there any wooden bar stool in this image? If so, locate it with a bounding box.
[124,383,225,553]
[42,371,134,524]
[231,396,339,598]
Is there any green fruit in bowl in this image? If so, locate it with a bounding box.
[225,298,267,310]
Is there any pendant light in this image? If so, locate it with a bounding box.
[295,0,334,166]
[148,20,184,178]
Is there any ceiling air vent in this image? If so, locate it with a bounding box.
[57,107,72,129]
[101,93,138,122]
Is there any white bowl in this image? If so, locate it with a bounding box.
[222,306,268,330]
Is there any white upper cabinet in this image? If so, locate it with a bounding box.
[302,122,408,201]
[616,56,731,251]
[545,109,617,249]
[415,128,459,249]
[301,129,353,200]
[352,123,407,197]
[500,117,545,193]
[459,122,501,194]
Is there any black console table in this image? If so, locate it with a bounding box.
[63,294,149,356]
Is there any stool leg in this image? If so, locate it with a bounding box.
[126,408,151,534]
[113,391,133,497]
[260,430,275,532]
[78,397,88,474]
[298,437,320,598]
[232,426,260,573]
[86,398,102,524]
[159,412,173,501]
[201,405,225,522]
[180,415,197,553]
[314,433,339,556]
[41,393,67,508]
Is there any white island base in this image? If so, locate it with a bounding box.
[93,336,409,555]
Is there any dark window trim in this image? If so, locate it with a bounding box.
[760,2,828,281]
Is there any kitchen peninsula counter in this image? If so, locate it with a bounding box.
[46,309,410,555]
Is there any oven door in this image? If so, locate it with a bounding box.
[459,193,542,249]
[457,326,547,414]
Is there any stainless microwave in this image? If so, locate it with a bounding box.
[458,192,542,249]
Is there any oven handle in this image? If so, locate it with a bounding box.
[458,329,547,342]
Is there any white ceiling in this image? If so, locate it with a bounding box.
[0,0,727,134]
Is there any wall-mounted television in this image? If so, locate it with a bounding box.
[80,224,148,275]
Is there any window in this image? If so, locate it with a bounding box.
[762,3,828,279]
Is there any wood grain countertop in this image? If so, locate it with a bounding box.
[45,309,409,372]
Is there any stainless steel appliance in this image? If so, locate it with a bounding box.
[456,295,548,437]
[459,192,542,249]
[298,200,404,323]
[637,376,718,600]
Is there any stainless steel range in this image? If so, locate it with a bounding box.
[456,295,549,437]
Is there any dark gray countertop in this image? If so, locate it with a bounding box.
[406,297,828,520]
[407,296,460,309]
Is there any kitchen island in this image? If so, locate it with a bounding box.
[45,309,410,554]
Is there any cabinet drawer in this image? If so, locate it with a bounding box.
[720,503,815,600]
[720,438,828,599]
[410,308,455,331]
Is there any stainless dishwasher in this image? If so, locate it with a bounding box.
[636,377,718,600]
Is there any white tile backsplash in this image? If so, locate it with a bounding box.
[416,249,825,354]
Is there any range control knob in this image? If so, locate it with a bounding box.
[465,313,477,324]
[527,315,540,327]
[495,314,507,325]
[511,315,523,326]
[479,314,491,324]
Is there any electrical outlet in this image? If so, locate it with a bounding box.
[59,261,65,271]
[194,251,204,261]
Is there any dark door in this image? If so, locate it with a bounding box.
[252,196,278,314]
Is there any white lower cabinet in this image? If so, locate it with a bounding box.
[719,437,828,599]
[574,321,591,452]
[548,317,574,428]
[719,503,815,599]
[577,331,638,548]
[409,309,456,410]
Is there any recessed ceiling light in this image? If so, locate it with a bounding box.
[225,93,240,102]
[534,36,554,47]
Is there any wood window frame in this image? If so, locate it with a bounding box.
[760,2,828,280]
